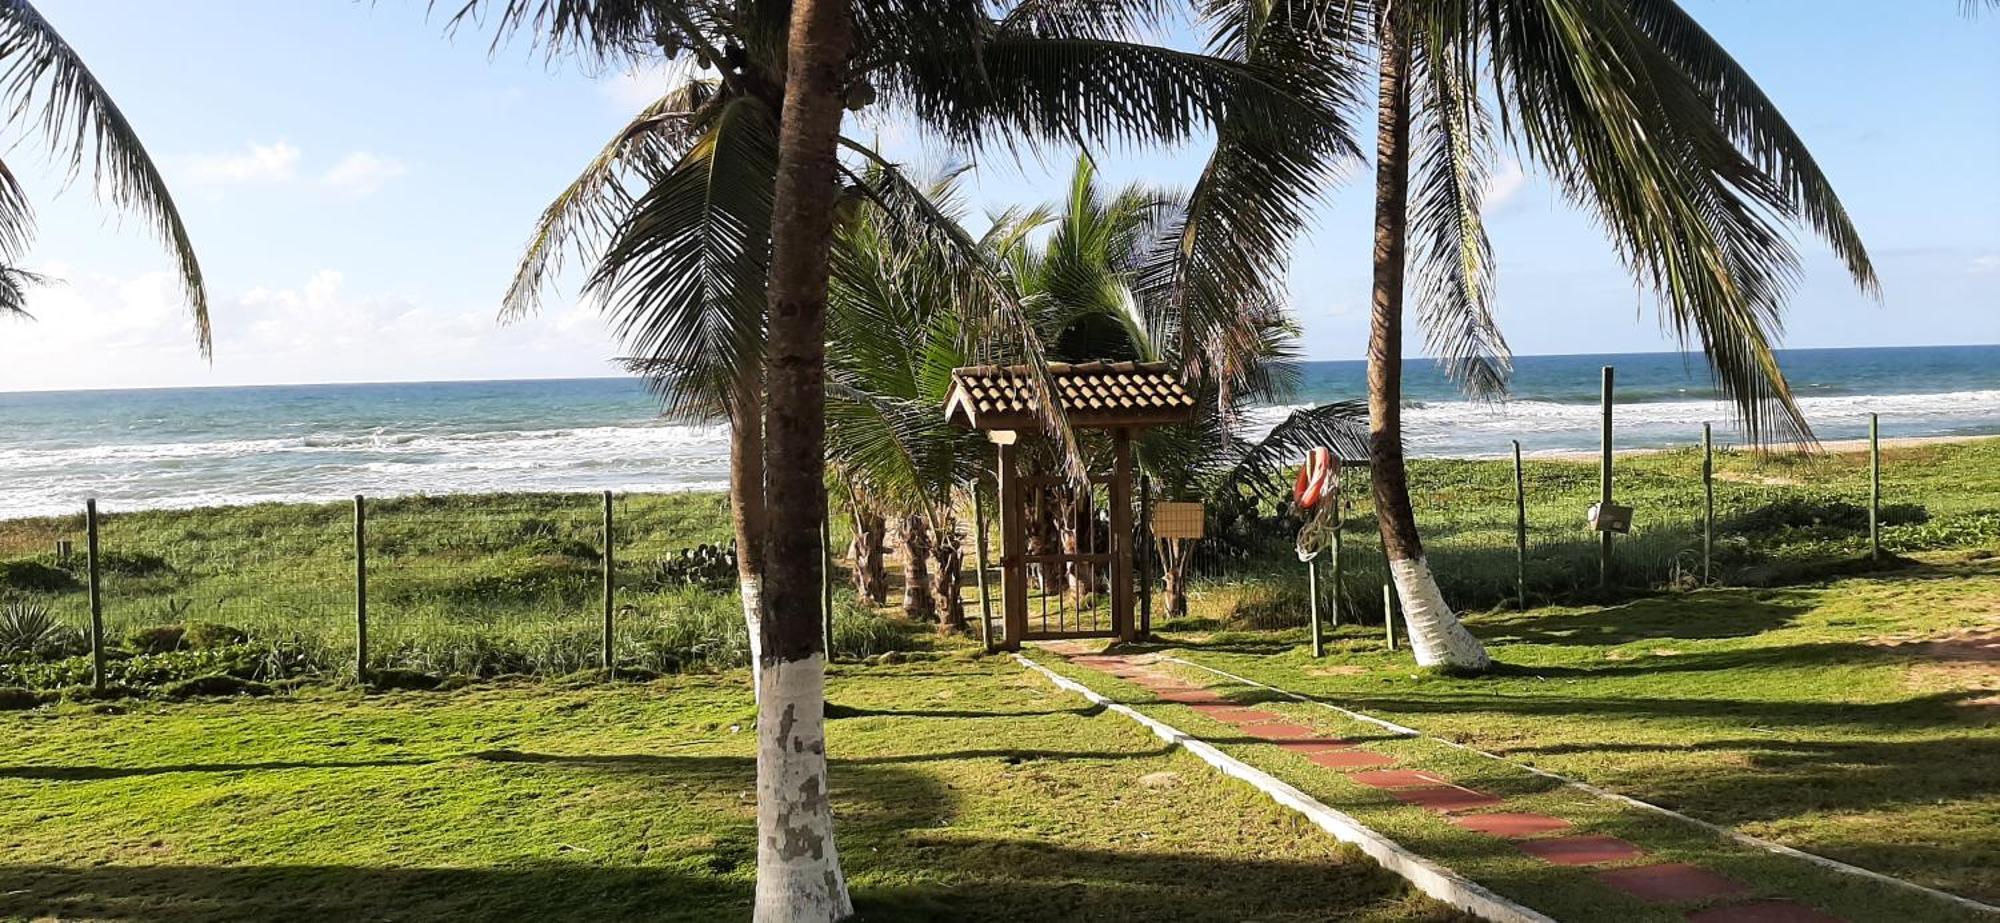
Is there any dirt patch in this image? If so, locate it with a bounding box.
[1713,470,1804,487]
[1306,665,1369,676]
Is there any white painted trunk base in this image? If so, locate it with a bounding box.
[741,576,765,700]
[1389,557,1491,671]
[753,653,851,922]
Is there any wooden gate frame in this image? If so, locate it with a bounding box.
[945,361,1196,651]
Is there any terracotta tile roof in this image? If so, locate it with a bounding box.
[945,361,1197,430]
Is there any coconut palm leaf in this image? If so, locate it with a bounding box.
[1215,400,1371,501]
[0,0,207,352]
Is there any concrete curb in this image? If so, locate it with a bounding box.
[1164,654,2000,918]
[1015,653,1559,923]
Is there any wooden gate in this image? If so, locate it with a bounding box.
[1010,474,1118,640]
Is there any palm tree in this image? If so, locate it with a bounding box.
[1358,1,1878,672]
[459,3,1358,918]
[0,1,207,347]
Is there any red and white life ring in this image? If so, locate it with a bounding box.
[1293,446,1336,510]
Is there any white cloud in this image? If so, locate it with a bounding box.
[1972,253,2000,274]
[187,140,301,184]
[600,60,694,110]
[1482,159,1528,213]
[320,152,409,197]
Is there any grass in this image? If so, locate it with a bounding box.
[1118,550,2000,912]
[0,655,1463,922]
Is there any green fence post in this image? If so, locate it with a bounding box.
[1308,557,1323,657]
[1702,422,1714,585]
[973,486,995,653]
[1137,474,1153,639]
[602,491,615,674]
[821,514,835,657]
[1512,440,1526,609]
[1599,365,1615,590]
[354,495,368,684]
[1330,489,1343,628]
[1869,413,1881,562]
[85,499,104,693]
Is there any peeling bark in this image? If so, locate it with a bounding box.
[900,514,935,623]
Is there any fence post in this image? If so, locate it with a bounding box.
[1382,582,1396,652]
[1512,440,1526,609]
[602,491,615,674]
[1308,557,1323,657]
[1330,486,1342,628]
[1599,365,1615,590]
[1869,412,1881,562]
[1702,422,1714,585]
[1137,474,1152,639]
[85,499,105,693]
[354,495,368,684]
[974,486,994,653]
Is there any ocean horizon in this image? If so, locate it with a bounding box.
[4,343,1998,519]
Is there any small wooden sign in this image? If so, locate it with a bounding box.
[1153,502,1206,539]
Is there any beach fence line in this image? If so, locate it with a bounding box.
[4,402,1928,684]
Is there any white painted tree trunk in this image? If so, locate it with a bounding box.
[1388,557,1490,671]
[754,653,851,922]
[742,575,765,700]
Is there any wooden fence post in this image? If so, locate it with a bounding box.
[1512,440,1526,609]
[1702,423,1714,585]
[1137,474,1152,639]
[354,495,368,684]
[974,486,994,653]
[602,491,615,674]
[1869,413,1881,562]
[85,499,104,693]
[1382,581,1396,652]
[1308,557,1323,658]
[1599,365,1615,590]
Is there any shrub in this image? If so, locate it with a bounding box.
[0,602,85,658]
[1224,583,1310,631]
[645,544,737,591]
[162,674,272,700]
[0,560,80,594]
[0,686,45,710]
[183,621,249,649]
[830,603,919,661]
[124,624,187,654]
[368,668,441,691]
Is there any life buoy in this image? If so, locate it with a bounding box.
[1294,446,1336,510]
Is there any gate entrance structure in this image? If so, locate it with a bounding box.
[945,361,1196,650]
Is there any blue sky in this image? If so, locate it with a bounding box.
[0,0,1993,391]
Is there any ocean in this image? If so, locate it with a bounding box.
[2,345,1996,519]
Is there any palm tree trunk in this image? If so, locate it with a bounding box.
[1368,5,1490,673]
[730,368,768,698]
[931,516,967,632]
[755,0,854,917]
[848,509,888,605]
[901,513,935,622]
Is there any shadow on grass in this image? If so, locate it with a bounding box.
[825,703,1106,720]
[0,758,437,781]
[1474,593,1812,647]
[0,839,1458,923]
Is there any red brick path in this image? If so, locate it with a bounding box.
[1062,653,1844,922]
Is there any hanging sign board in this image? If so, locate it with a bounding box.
[1588,502,1634,534]
[1153,502,1206,540]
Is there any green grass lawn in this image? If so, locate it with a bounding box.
[0,655,1463,923]
[1131,552,2000,910]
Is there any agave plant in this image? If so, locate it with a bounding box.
[0,600,82,659]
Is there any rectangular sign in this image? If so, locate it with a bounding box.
[1153,502,1206,539]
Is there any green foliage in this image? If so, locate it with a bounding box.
[645,544,736,590]
[0,601,82,658]
[161,674,272,700]
[123,623,186,654]
[0,685,44,709]
[0,559,78,593]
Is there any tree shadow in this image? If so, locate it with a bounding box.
[0,758,437,781]
[1473,593,1812,647]
[825,703,1105,720]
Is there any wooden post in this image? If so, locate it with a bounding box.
[85,500,104,693]
[601,491,615,674]
[1329,486,1342,628]
[821,513,835,655]
[973,485,994,653]
[1110,429,1135,642]
[1382,581,1396,652]
[1599,365,1614,590]
[994,433,1026,651]
[1137,473,1153,639]
[1702,423,1714,585]
[1512,439,1526,609]
[354,495,368,684]
[1869,413,1881,562]
[1308,557,1323,657]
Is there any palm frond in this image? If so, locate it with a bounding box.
[591,95,778,422]
[0,262,46,319]
[1213,400,1371,502]
[0,0,207,353]
[503,77,721,320]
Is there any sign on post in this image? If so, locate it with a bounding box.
[1152,502,1206,540]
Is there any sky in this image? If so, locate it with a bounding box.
[0,1,1993,392]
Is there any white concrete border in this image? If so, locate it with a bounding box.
[1163,655,2000,918]
[1015,654,1558,923]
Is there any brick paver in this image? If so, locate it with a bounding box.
[1349,769,1452,789]
[1306,749,1398,770]
[1389,785,1507,813]
[1594,864,1751,904]
[1684,900,1844,923]
[1448,812,1573,839]
[1512,834,1647,866]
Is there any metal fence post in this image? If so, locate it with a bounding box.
[1137,474,1152,639]
[1308,557,1323,657]
[1869,413,1881,561]
[973,487,994,652]
[1599,365,1615,590]
[85,499,105,693]
[1702,422,1714,585]
[354,495,368,684]
[1512,440,1526,609]
[602,491,615,674]
[1330,488,1343,628]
